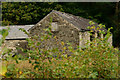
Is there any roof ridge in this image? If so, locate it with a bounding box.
[52,10,102,31]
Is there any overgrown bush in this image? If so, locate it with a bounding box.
[0,21,119,79]
[0,28,11,79]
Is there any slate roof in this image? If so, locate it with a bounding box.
[52,10,106,31]
[0,25,34,40]
[0,10,107,40]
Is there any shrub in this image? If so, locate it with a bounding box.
[0,21,119,78]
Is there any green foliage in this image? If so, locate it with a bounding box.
[0,28,10,78]
[0,28,12,60]
[0,28,9,46]
[2,2,120,47]
[2,2,116,26]
[0,62,7,77]
[0,21,118,78]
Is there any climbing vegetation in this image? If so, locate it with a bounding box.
[0,21,119,78]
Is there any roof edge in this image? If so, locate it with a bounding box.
[28,10,54,31]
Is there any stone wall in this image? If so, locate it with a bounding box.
[29,12,80,54]
[108,34,112,47]
[79,31,90,49]
[2,40,28,55]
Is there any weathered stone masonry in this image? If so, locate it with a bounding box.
[29,12,80,53]
[0,10,112,55]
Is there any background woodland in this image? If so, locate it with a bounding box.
[1,2,120,47]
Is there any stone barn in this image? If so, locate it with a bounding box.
[28,10,112,53]
[0,10,112,55]
[0,25,34,56]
